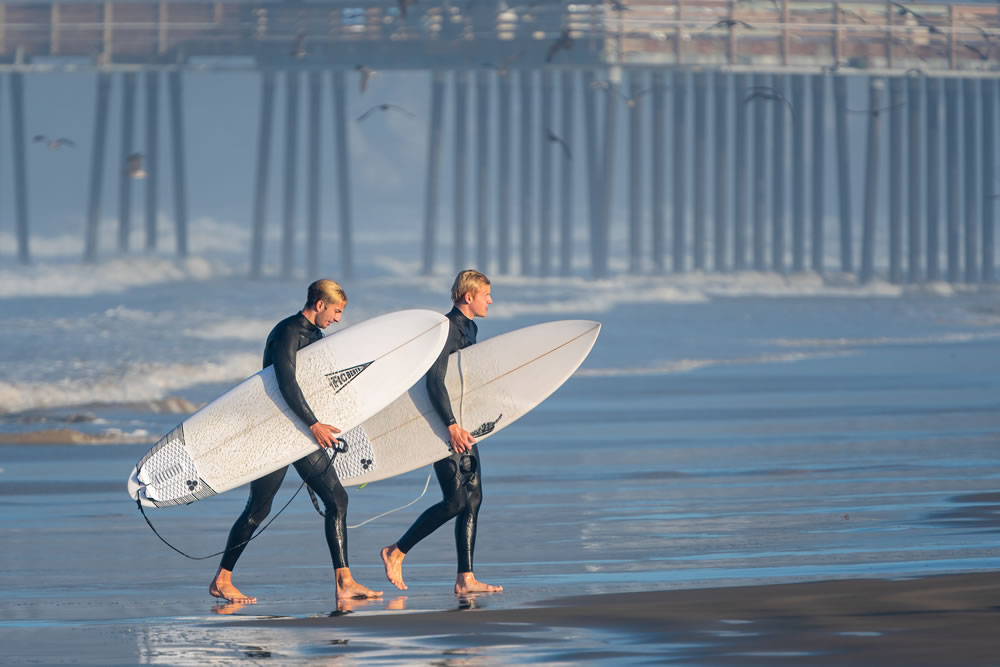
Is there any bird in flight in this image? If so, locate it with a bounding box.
[356,65,376,93]
[839,8,867,24]
[847,102,903,117]
[744,86,793,114]
[291,32,307,60]
[546,29,574,63]
[703,19,754,32]
[545,128,572,160]
[591,79,650,108]
[891,2,941,34]
[482,50,522,78]
[356,104,416,122]
[968,25,996,42]
[963,42,994,61]
[126,153,147,179]
[34,135,75,149]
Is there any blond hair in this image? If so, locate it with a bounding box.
[451,269,490,304]
[305,279,347,309]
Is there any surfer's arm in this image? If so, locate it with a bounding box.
[426,336,475,454]
[272,331,342,448]
[271,327,319,428]
[426,338,456,427]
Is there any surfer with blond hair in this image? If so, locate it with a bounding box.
[210,279,383,604]
[381,269,503,595]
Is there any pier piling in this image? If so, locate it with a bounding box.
[144,72,159,252]
[250,71,275,280]
[84,73,112,263]
[10,72,29,264]
[167,71,188,257]
[118,72,137,253]
[860,78,884,284]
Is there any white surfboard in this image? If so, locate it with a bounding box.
[327,320,600,486]
[127,309,450,508]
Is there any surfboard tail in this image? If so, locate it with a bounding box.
[129,424,217,507]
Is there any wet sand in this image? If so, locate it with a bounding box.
[232,571,1000,665]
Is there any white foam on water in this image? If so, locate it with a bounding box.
[771,330,1000,349]
[0,254,238,298]
[0,353,258,414]
[0,213,252,255]
[576,350,852,377]
[2,222,999,414]
[182,318,274,342]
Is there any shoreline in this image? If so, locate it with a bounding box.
[230,571,1000,665]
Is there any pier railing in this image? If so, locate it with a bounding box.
[0,0,997,73]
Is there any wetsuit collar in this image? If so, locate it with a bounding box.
[296,311,322,333]
[447,306,477,340]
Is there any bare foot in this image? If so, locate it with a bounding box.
[209,568,257,604]
[455,572,502,595]
[380,544,408,590]
[335,567,383,600]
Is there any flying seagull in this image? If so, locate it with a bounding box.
[356,65,376,93]
[969,25,995,42]
[546,29,574,63]
[839,8,867,24]
[34,135,75,149]
[963,42,993,61]
[592,80,650,108]
[891,2,941,34]
[846,102,904,117]
[126,153,147,179]
[291,32,307,60]
[482,49,522,78]
[546,128,572,160]
[703,18,755,32]
[744,86,793,114]
[356,104,416,122]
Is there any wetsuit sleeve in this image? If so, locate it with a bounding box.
[270,326,318,427]
[426,328,458,427]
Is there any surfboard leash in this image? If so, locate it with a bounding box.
[336,349,471,528]
[346,469,433,529]
[135,439,343,561]
[306,438,348,517]
[337,350,467,529]
[304,438,434,528]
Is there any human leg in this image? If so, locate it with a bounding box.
[381,453,469,590]
[209,466,288,602]
[294,450,382,599]
[451,447,501,594]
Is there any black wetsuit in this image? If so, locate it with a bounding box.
[396,306,482,573]
[219,312,350,572]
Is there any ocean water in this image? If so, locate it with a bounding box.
[1,226,999,664]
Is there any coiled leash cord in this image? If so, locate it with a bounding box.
[135,438,345,560]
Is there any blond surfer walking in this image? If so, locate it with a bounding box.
[210,279,382,604]
[381,270,502,595]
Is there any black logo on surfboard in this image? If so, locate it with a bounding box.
[470,414,503,438]
[324,361,373,393]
